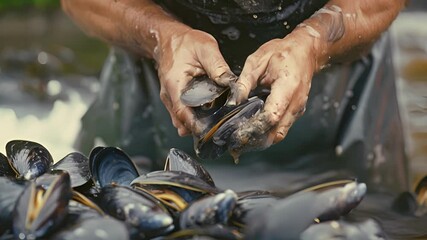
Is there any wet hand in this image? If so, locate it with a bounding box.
[155,29,236,136]
[227,33,317,155]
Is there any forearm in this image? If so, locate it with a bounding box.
[291,0,407,70]
[61,0,191,58]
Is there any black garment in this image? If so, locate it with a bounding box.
[158,0,328,73]
[75,1,408,193]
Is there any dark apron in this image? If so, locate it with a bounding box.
[75,1,408,193]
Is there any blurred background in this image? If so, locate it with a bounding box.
[0,0,426,186]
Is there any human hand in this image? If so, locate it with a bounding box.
[155,29,236,136]
[227,31,319,157]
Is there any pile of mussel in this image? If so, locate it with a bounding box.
[2,139,424,239]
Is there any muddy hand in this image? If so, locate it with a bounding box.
[227,32,316,157]
[155,29,236,136]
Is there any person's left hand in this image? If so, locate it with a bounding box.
[226,31,319,156]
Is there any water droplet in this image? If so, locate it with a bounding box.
[37,51,48,65]
[221,26,240,41]
[252,14,258,19]
[351,105,357,111]
[358,35,362,39]
[113,102,120,110]
[335,145,343,156]
[286,25,290,29]
[47,80,62,96]
[323,96,329,102]
[346,90,353,97]
[283,21,288,26]
[322,102,330,110]
[333,102,340,109]
[249,33,256,38]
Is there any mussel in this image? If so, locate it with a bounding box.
[131,171,220,212]
[97,184,174,238]
[180,189,238,229]
[244,181,367,240]
[181,76,266,161]
[89,147,139,187]
[165,148,215,187]
[6,140,53,180]
[52,152,91,188]
[0,177,26,236]
[13,171,72,239]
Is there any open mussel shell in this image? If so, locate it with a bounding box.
[195,97,264,160]
[97,184,174,238]
[13,171,72,239]
[52,152,91,187]
[181,75,229,108]
[89,147,139,187]
[0,177,26,236]
[165,148,215,187]
[0,153,15,177]
[131,170,220,196]
[6,140,53,180]
[180,189,238,229]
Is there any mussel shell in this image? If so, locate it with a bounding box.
[13,171,72,239]
[90,147,139,187]
[165,148,215,187]
[6,140,53,180]
[0,177,26,236]
[315,182,367,221]
[0,153,15,177]
[180,189,238,229]
[97,185,174,237]
[131,171,220,195]
[195,97,264,160]
[245,192,319,240]
[52,152,91,187]
[231,191,277,226]
[35,169,68,190]
[50,217,130,240]
[181,75,229,107]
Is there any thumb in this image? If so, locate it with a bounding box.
[196,44,236,86]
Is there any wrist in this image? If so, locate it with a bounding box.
[286,27,329,72]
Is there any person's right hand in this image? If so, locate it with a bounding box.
[155,29,236,137]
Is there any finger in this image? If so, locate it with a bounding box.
[273,86,309,144]
[227,53,269,106]
[195,44,236,86]
[262,72,301,128]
